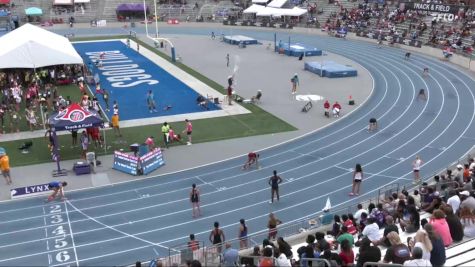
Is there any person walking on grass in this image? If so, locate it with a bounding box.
[190,183,201,218]
[413,155,423,184]
[350,163,363,196]
[161,122,170,149]
[182,119,192,145]
[268,170,283,203]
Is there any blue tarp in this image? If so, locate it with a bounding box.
[116,3,148,12]
[25,7,42,16]
[0,10,8,17]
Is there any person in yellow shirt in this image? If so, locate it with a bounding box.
[111,114,121,137]
[0,154,12,185]
[161,122,170,149]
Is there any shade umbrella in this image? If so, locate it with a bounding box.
[25,7,43,16]
[48,103,104,176]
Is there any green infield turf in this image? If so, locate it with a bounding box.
[1,36,296,167]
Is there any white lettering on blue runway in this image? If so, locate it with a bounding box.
[85,50,159,88]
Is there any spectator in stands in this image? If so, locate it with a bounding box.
[361,217,382,244]
[354,203,368,222]
[356,237,381,267]
[358,212,369,233]
[369,203,386,228]
[277,237,293,259]
[383,231,411,264]
[336,225,354,248]
[320,249,342,267]
[341,214,357,235]
[377,215,399,247]
[306,234,316,250]
[460,190,475,212]
[222,243,239,267]
[447,190,461,214]
[300,244,319,267]
[400,205,420,233]
[274,247,291,267]
[338,239,354,267]
[403,247,432,267]
[328,215,341,237]
[262,239,274,250]
[408,230,432,262]
[424,224,446,266]
[367,203,376,215]
[442,205,464,242]
[454,164,464,181]
[315,232,330,252]
[460,206,475,238]
[259,247,273,267]
[429,209,453,247]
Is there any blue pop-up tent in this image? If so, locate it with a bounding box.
[48,103,104,176]
[25,7,43,16]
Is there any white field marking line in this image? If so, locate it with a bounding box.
[42,207,50,252]
[152,248,160,257]
[334,165,352,172]
[0,41,462,241]
[0,42,446,247]
[73,176,405,264]
[64,201,79,267]
[0,46,423,237]
[364,172,410,180]
[65,200,172,251]
[3,45,471,263]
[0,51,400,229]
[461,136,475,141]
[287,150,321,159]
[0,57,378,208]
[195,176,219,190]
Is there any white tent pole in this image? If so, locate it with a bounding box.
[154,0,159,38]
[143,0,149,37]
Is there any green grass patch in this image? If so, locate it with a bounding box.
[3,36,296,167]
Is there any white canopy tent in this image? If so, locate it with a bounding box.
[0,24,83,69]
[54,0,73,5]
[251,0,268,3]
[256,6,307,16]
[74,0,90,3]
[243,4,266,14]
[267,0,288,8]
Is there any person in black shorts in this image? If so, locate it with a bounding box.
[268,170,283,203]
[190,183,201,218]
[368,118,378,132]
[418,89,427,101]
[209,221,225,254]
[405,52,411,60]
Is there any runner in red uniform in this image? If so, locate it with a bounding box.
[242,152,259,170]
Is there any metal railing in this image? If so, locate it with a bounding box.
[363,262,403,267]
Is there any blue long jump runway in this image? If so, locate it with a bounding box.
[73,40,220,121]
[0,28,474,266]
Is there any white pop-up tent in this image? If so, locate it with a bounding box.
[0,23,83,69]
[243,4,266,14]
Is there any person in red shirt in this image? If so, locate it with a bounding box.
[332,101,342,117]
[242,152,259,170]
[323,100,330,117]
[338,239,354,267]
[227,86,233,105]
[259,247,274,267]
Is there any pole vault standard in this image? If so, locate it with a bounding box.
[143,0,177,62]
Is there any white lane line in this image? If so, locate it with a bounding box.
[0,37,473,264]
[0,50,400,226]
[0,60,378,211]
[195,176,219,190]
[65,200,172,251]
[334,165,352,172]
[42,207,50,252]
[64,202,79,267]
[0,43,426,241]
[0,40,454,255]
[364,172,409,180]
